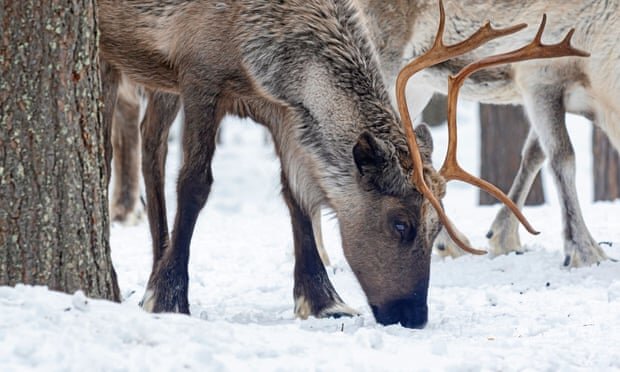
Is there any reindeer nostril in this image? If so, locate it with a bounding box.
[486,230,494,239]
[437,243,445,251]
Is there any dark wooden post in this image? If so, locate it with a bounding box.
[479,103,545,205]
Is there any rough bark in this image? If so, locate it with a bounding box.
[0,0,120,300]
[592,126,620,201]
[479,103,545,206]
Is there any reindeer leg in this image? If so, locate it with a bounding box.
[311,209,331,267]
[100,59,122,300]
[487,128,546,256]
[100,59,120,187]
[141,87,219,313]
[522,84,607,267]
[141,91,181,269]
[432,222,470,258]
[110,81,143,225]
[280,172,358,319]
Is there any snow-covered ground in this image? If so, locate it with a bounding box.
[2,102,619,371]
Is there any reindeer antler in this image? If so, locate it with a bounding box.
[440,14,589,226]
[396,1,589,254]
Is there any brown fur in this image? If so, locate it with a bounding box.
[101,0,445,328]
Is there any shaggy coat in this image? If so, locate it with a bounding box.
[100,0,445,328]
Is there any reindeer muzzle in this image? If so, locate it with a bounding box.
[371,298,428,329]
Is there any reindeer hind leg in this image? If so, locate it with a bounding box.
[522,84,607,267]
[110,78,143,225]
[487,128,546,256]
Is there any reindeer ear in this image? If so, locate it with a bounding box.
[414,124,434,163]
[353,131,389,177]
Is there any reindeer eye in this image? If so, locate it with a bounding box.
[393,220,409,241]
[391,218,416,243]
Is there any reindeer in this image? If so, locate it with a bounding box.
[100,0,583,327]
[100,0,445,328]
[110,1,615,270]
[358,0,618,267]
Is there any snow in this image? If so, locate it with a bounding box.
[2,102,620,371]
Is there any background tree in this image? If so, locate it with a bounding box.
[592,127,620,201]
[478,103,545,205]
[0,0,120,300]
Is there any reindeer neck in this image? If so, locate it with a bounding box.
[235,0,414,206]
[238,0,408,163]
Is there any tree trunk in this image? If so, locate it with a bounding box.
[592,126,620,201]
[0,0,120,300]
[479,103,545,206]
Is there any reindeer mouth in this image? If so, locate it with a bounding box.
[371,299,428,329]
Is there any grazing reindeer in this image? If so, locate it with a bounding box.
[358,0,618,266]
[100,0,580,327]
[111,1,615,269]
[100,0,451,328]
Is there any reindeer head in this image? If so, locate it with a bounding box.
[338,1,587,328]
[338,124,442,328]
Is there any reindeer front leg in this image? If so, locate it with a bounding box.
[280,172,358,319]
[310,209,331,267]
[142,84,220,313]
[487,128,546,256]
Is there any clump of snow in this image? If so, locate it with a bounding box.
[71,290,89,312]
[1,105,619,370]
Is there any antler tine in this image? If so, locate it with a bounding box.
[560,29,590,57]
[396,0,526,255]
[440,14,591,235]
[432,0,446,49]
[449,15,590,76]
[532,13,547,44]
[524,14,588,58]
[396,5,526,88]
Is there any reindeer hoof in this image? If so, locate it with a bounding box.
[140,286,189,314]
[110,203,144,226]
[432,227,467,258]
[140,289,156,312]
[487,226,524,257]
[294,295,358,320]
[563,240,609,268]
[141,263,190,314]
[318,303,360,319]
